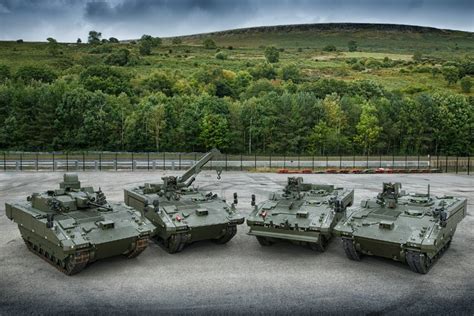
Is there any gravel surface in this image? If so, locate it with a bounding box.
[0,172,473,315]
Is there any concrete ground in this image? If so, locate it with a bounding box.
[0,172,473,315]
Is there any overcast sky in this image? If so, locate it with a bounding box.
[0,0,473,42]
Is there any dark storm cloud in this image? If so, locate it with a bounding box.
[0,0,472,41]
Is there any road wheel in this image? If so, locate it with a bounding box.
[342,238,361,261]
[309,235,329,252]
[214,225,237,244]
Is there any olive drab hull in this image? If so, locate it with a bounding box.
[124,149,244,253]
[334,183,467,274]
[246,177,354,252]
[5,174,154,275]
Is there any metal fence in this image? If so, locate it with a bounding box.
[0,152,471,174]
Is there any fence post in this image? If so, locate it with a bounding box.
[445,156,448,173]
[20,153,22,171]
[417,155,420,170]
[225,154,228,171]
[163,152,165,171]
[269,153,272,169]
[83,152,85,171]
[298,154,300,170]
[99,153,101,171]
[283,155,286,169]
[339,154,342,169]
[3,152,5,171]
[353,154,356,169]
[132,152,135,171]
[66,152,69,171]
[36,153,39,171]
[392,153,394,169]
[326,155,329,168]
[405,154,407,170]
[366,154,369,169]
[455,156,458,174]
[53,153,55,171]
[254,153,257,170]
[240,154,243,171]
[178,153,181,170]
[436,154,439,169]
[428,154,431,171]
[312,155,315,170]
[148,152,150,171]
[468,155,470,175]
[115,153,118,171]
[379,153,382,168]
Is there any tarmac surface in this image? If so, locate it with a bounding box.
[0,172,473,315]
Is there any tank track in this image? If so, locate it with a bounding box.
[309,235,329,252]
[125,236,149,259]
[406,238,452,274]
[23,238,90,275]
[213,225,237,244]
[155,233,190,254]
[256,236,274,246]
[342,238,361,261]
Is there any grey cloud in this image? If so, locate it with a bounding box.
[0,0,472,41]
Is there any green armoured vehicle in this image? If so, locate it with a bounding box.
[124,149,244,253]
[246,177,354,251]
[5,174,155,275]
[334,183,467,274]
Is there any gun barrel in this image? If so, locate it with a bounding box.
[178,149,220,184]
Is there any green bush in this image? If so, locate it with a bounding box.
[460,77,472,93]
[323,44,337,52]
[16,65,57,83]
[105,49,131,66]
[215,52,228,60]
[264,46,279,63]
[203,38,217,49]
[0,64,11,82]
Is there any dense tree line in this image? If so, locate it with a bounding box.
[0,59,472,155]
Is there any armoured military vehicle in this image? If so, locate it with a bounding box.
[246,177,354,251]
[334,183,467,274]
[124,149,244,253]
[5,174,155,275]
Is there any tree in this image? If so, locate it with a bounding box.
[172,37,182,45]
[323,44,337,52]
[139,34,161,56]
[88,30,102,44]
[46,37,59,56]
[308,121,333,155]
[442,66,460,86]
[105,49,131,66]
[108,37,119,43]
[77,38,82,44]
[280,64,301,82]
[348,40,357,52]
[200,113,230,150]
[355,101,382,155]
[264,46,279,63]
[203,38,216,49]
[460,77,472,93]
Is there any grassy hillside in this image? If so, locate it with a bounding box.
[174,23,474,56]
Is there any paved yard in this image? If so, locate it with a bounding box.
[0,172,472,314]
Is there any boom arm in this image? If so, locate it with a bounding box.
[177,149,220,185]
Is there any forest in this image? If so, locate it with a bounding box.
[0,24,472,155]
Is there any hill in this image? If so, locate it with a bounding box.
[173,23,474,56]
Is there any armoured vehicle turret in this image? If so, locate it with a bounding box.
[5,174,155,275]
[246,177,354,251]
[334,183,467,274]
[124,149,244,253]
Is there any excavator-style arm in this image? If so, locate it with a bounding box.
[177,148,220,185]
